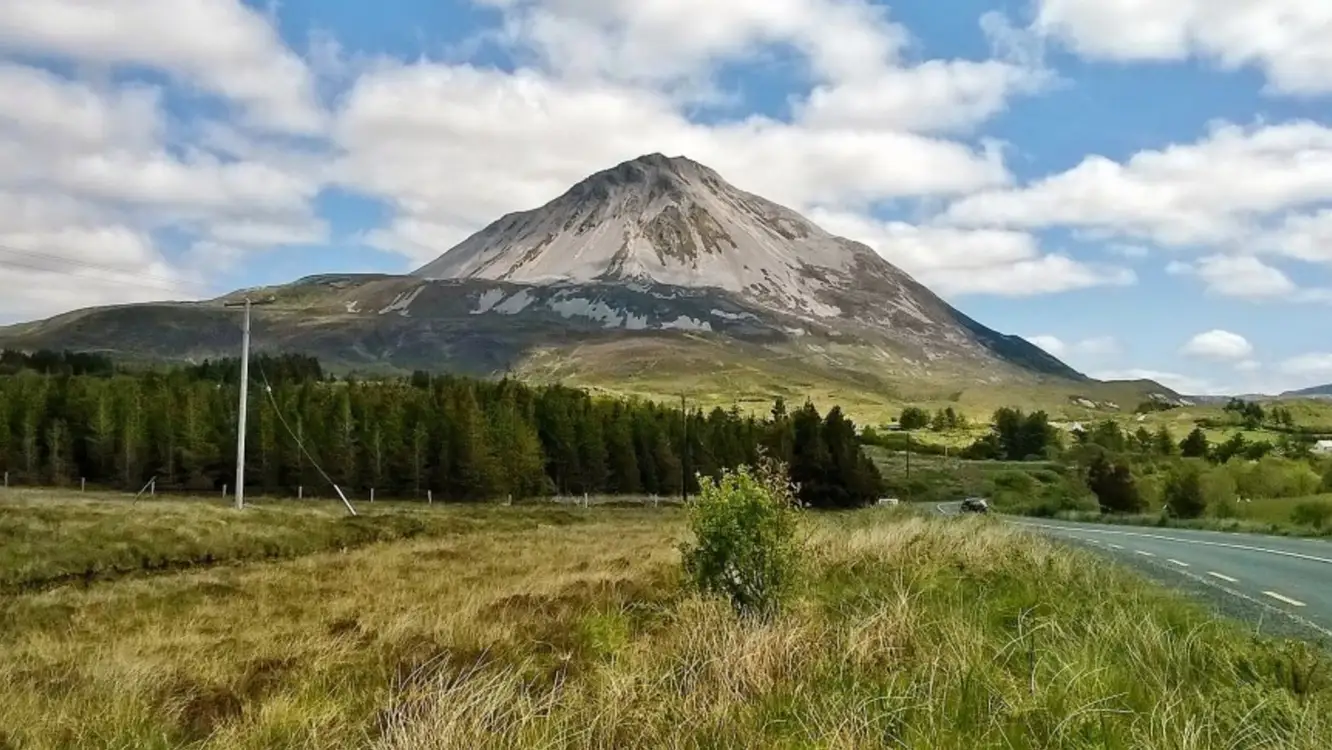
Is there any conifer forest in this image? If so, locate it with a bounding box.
[0,350,884,507]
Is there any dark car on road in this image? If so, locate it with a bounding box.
[960,497,990,514]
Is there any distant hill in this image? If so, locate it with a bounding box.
[1282,384,1332,399]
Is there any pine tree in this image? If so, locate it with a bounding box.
[763,398,795,465]
[410,417,429,498]
[450,386,500,500]
[537,393,582,494]
[575,401,607,494]
[790,401,830,507]
[490,395,548,498]
[45,419,72,486]
[1153,426,1176,456]
[116,382,144,488]
[18,381,44,481]
[604,404,641,494]
[85,386,116,483]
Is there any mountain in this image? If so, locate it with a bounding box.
[416,153,1079,379]
[0,153,1174,419]
[1282,384,1332,399]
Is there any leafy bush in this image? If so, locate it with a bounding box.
[680,461,804,619]
[1087,453,1144,514]
[1164,464,1208,519]
[1291,501,1332,530]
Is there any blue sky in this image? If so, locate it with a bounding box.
[0,0,1330,395]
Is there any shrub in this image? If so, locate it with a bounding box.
[1164,464,1208,519]
[680,461,804,620]
[1291,501,1332,530]
[1086,453,1143,514]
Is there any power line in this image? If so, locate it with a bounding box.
[250,334,358,516]
[0,244,203,295]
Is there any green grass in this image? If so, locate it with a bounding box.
[2,499,1330,747]
[515,334,1172,426]
[0,488,592,593]
[1056,494,1332,538]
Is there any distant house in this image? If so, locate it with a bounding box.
[1314,440,1332,455]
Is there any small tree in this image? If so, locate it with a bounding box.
[680,460,804,620]
[1164,464,1208,519]
[899,407,930,431]
[1179,428,1209,458]
[1153,426,1176,456]
[1086,453,1143,514]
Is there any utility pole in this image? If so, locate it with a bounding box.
[224,297,273,510]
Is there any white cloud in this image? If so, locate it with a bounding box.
[1260,209,1332,264]
[1026,335,1067,356]
[334,63,1016,266]
[805,212,1134,296]
[331,0,1064,272]
[1032,0,1332,95]
[1181,330,1254,361]
[0,0,325,133]
[481,0,908,89]
[1191,255,1296,298]
[1236,360,1262,373]
[1108,243,1150,259]
[1025,334,1120,358]
[0,56,325,321]
[1279,353,1332,379]
[796,58,1051,133]
[945,121,1332,249]
[1167,254,1332,301]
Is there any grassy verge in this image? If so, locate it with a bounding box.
[1053,506,1332,539]
[0,489,592,592]
[1,504,1329,748]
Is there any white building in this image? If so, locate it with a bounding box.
[1314,440,1332,455]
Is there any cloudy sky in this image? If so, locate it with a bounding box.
[0,0,1329,395]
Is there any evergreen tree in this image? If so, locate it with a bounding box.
[45,419,72,486]
[603,404,641,495]
[490,393,548,498]
[1179,428,1210,458]
[1153,426,1176,456]
[1132,426,1154,454]
[930,410,947,432]
[449,386,500,500]
[575,401,607,494]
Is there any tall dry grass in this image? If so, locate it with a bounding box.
[1,504,1328,749]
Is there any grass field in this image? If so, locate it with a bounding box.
[1057,494,1332,538]
[0,489,593,593]
[2,494,1331,748]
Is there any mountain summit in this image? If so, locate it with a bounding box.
[415,153,1079,378]
[416,153,895,319]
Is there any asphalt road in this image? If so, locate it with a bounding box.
[936,502,1332,640]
